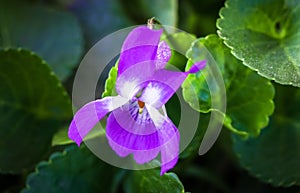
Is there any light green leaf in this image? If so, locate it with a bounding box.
[102,65,118,98]
[233,85,300,187]
[0,2,83,80]
[0,49,72,173]
[52,122,106,146]
[124,162,185,193]
[182,35,275,137]
[22,145,120,193]
[217,0,300,87]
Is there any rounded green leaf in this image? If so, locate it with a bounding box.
[124,162,185,193]
[0,49,71,173]
[183,35,275,137]
[22,145,120,193]
[233,85,300,187]
[0,2,83,80]
[217,0,300,87]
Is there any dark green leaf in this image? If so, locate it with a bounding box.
[182,35,275,137]
[121,0,177,27]
[70,0,133,47]
[140,0,178,26]
[217,0,300,87]
[0,2,83,81]
[22,145,120,193]
[0,49,71,173]
[233,85,300,187]
[124,163,185,193]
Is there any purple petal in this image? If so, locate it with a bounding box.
[155,41,171,69]
[116,61,154,98]
[160,129,180,175]
[146,105,180,175]
[108,138,160,164]
[68,96,128,146]
[110,100,157,135]
[106,101,180,165]
[118,26,163,76]
[139,60,207,108]
[106,111,161,163]
[106,110,160,150]
[187,60,206,73]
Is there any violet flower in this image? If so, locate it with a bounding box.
[68,26,206,175]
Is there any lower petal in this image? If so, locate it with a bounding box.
[146,105,180,175]
[160,128,180,175]
[106,112,161,163]
[108,138,160,164]
[68,96,128,146]
[106,112,161,150]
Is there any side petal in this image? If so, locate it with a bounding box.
[118,26,163,76]
[68,96,128,146]
[140,60,207,108]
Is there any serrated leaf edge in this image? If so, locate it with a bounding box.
[21,146,76,192]
[216,1,299,87]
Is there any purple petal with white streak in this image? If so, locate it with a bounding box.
[68,96,128,146]
[140,60,206,108]
[118,26,163,76]
[106,112,161,150]
[111,100,157,135]
[146,104,180,175]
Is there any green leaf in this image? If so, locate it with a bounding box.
[182,35,275,137]
[217,0,300,87]
[22,145,120,193]
[102,65,118,98]
[121,0,177,27]
[0,2,83,80]
[124,163,185,193]
[140,0,178,26]
[0,49,72,173]
[52,122,106,146]
[233,85,300,187]
[70,0,133,47]
[179,113,210,159]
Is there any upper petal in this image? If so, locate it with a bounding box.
[68,96,128,146]
[118,26,163,76]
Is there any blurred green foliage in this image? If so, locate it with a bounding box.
[0,0,299,193]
